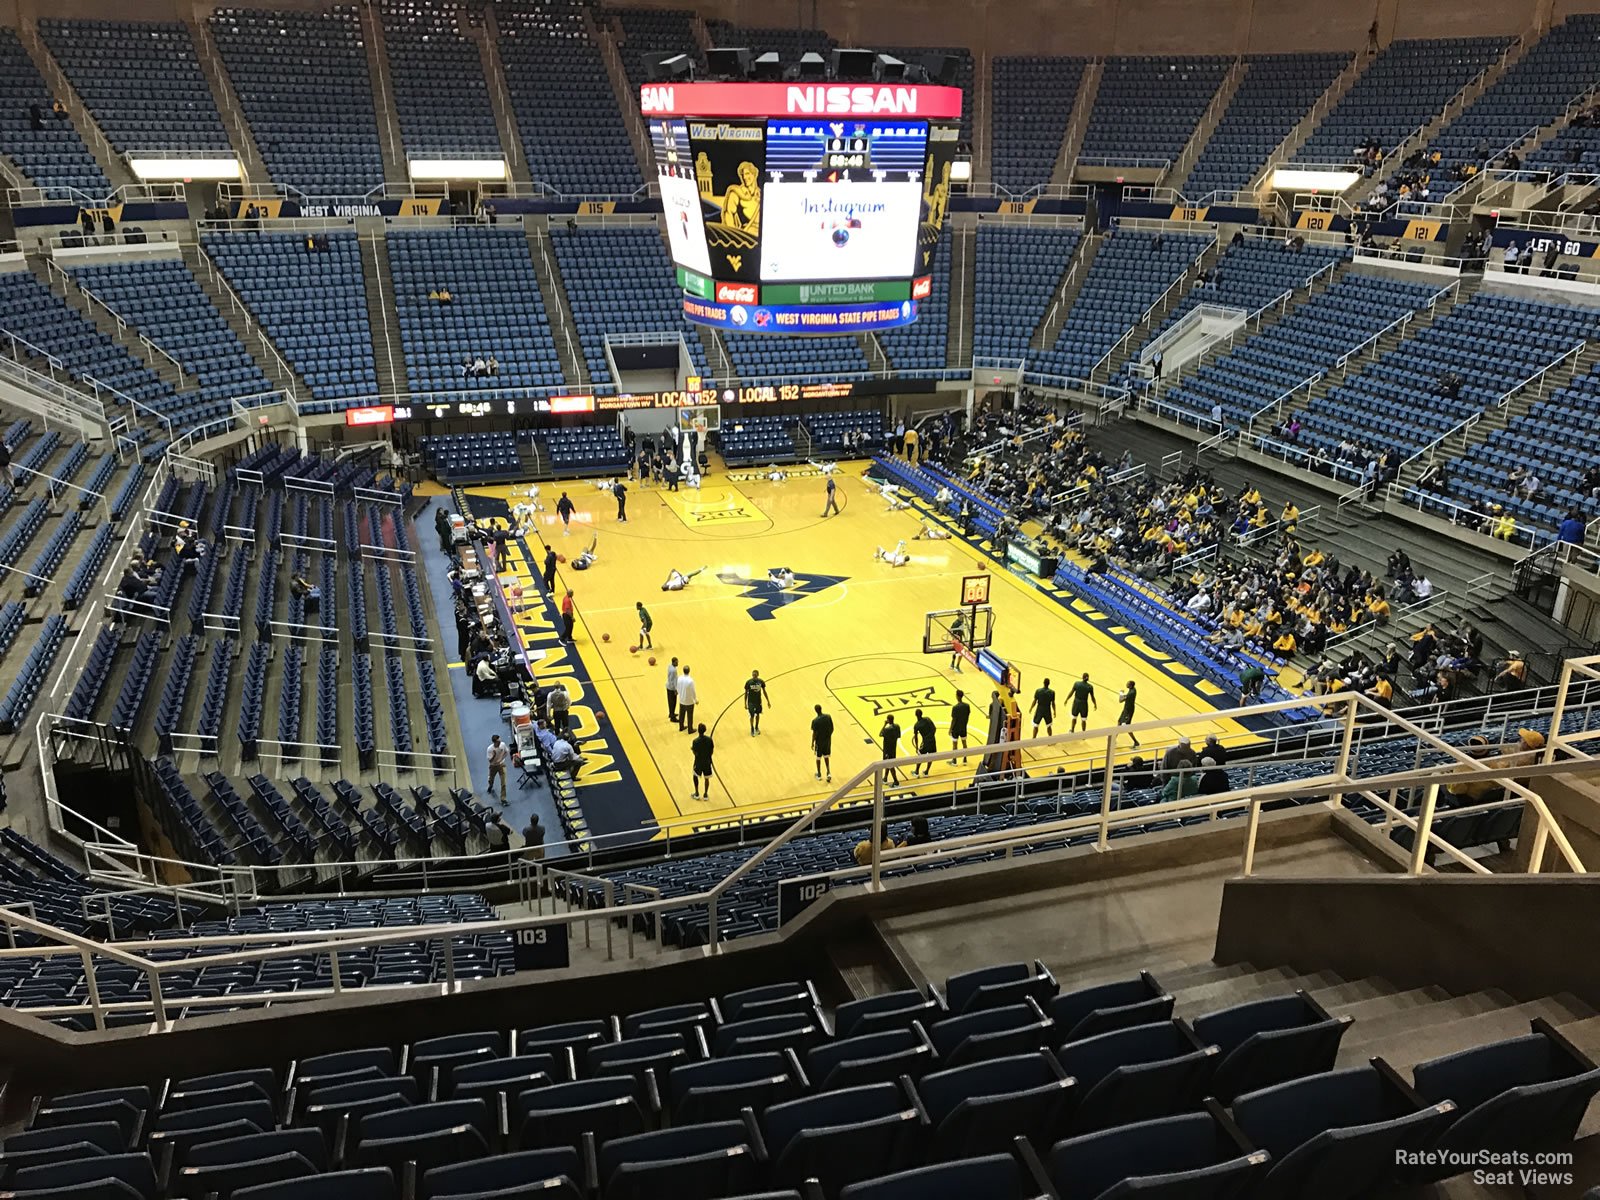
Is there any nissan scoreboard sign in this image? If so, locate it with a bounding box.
[640,83,963,119]
[645,81,962,336]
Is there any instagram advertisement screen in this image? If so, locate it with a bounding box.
[758,118,927,282]
[758,182,922,281]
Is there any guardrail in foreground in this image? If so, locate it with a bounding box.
[19,672,1599,1029]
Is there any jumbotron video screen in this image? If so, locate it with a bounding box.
[642,82,963,334]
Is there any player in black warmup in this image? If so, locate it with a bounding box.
[744,669,770,736]
[690,723,715,799]
[1069,672,1097,733]
[811,703,834,781]
[1117,680,1139,746]
[912,708,937,775]
[1031,678,1056,737]
[948,689,971,763]
[880,715,902,784]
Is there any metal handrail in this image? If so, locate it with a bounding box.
[22,683,1595,1028]
[1323,586,1450,649]
[46,259,191,383]
[192,243,303,405]
[1355,36,1519,194]
[1385,480,1505,534]
[54,665,1594,910]
[1087,242,1211,380]
[1249,49,1369,192]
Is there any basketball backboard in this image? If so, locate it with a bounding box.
[923,605,995,654]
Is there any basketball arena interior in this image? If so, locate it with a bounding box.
[0,0,1599,1195]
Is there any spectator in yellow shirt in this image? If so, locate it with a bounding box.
[1490,506,1516,541]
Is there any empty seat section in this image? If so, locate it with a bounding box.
[211,7,385,196]
[40,20,230,157]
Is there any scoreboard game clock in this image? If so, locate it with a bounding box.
[642,81,963,336]
[961,574,991,607]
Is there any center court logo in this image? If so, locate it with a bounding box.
[857,683,946,716]
[717,570,847,620]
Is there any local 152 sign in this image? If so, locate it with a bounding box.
[641,82,963,119]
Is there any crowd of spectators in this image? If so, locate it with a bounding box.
[1262,408,1402,493]
[915,390,1538,714]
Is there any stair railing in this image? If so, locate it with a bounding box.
[190,243,301,404]
[362,233,402,397]
[1498,339,1586,408]
[1087,244,1210,379]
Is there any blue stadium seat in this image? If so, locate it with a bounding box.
[1229,1064,1457,1200]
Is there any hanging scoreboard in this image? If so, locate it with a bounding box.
[642,82,963,335]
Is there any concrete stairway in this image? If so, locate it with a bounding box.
[180,241,306,404]
[523,222,588,388]
[1475,93,1600,212]
[857,332,890,375]
[1232,272,1478,431]
[968,946,1597,1198]
[1092,239,1219,384]
[475,5,531,188]
[702,326,735,382]
[1031,232,1101,353]
[948,221,977,368]
[1250,51,1369,190]
[1165,58,1247,193]
[589,9,652,180]
[1153,961,1599,1197]
[359,224,407,400]
[33,255,188,394]
[518,439,545,479]
[15,17,135,191]
[1148,255,1354,408]
[687,13,714,55]
[187,14,270,187]
[0,150,30,192]
[1052,63,1102,184]
[357,3,410,189]
[1094,416,1573,684]
[970,52,993,185]
[1398,342,1600,491]
[1345,38,1532,207]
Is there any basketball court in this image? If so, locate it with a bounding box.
[455,459,1267,837]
